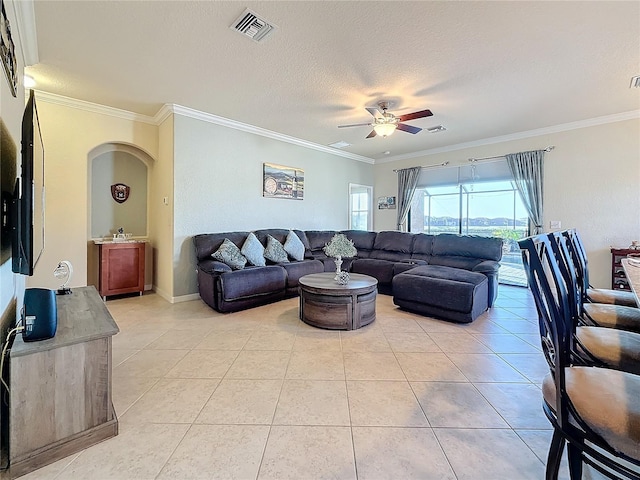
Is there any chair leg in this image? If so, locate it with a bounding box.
[567,442,583,480]
[546,429,565,480]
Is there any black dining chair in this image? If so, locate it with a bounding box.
[546,232,640,375]
[560,230,640,334]
[564,229,638,307]
[519,234,640,480]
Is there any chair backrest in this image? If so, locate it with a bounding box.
[548,231,586,323]
[563,229,590,301]
[518,234,574,427]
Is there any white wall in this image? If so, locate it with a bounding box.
[171,114,374,297]
[91,150,148,238]
[150,114,174,300]
[31,100,158,290]
[374,118,640,288]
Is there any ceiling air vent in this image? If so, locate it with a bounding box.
[231,9,277,43]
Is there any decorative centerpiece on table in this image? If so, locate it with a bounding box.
[323,233,357,284]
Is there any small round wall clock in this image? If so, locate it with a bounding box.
[264,177,277,195]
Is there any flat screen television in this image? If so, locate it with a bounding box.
[12,90,44,275]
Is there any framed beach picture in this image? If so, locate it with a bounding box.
[263,163,304,200]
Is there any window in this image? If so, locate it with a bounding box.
[409,161,528,286]
[349,184,372,230]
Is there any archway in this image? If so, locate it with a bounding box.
[87,142,155,288]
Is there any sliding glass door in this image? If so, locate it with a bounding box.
[409,163,528,286]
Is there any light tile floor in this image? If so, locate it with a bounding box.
[20,285,595,479]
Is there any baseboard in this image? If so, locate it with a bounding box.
[172,293,200,303]
[151,286,172,303]
[150,287,199,304]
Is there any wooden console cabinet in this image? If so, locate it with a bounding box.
[611,248,635,291]
[97,241,145,300]
[9,286,119,478]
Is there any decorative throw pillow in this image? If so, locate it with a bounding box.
[211,238,247,270]
[264,235,289,263]
[241,232,266,266]
[284,230,305,261]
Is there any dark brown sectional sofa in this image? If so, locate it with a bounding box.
[193,229,503,320]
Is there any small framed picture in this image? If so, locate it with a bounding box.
[0,0,17,97]
[377,196,396,209]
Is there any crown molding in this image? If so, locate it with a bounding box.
[33,90,637,166]
[11,0,39,66]
[376,110,640,164]
[159,104,375,164]
[32,92,374,163]
[35,91,157,125]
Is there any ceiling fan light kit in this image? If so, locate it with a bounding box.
[373,122,397,137]
[338,101,433,139]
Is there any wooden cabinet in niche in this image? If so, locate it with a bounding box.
[97,241,145,300]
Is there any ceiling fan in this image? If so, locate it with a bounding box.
[338,101,433,138]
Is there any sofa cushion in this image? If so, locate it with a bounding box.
[241,232,266,267]
[284,230,305,261]
[264,235,289,263]
[194,232,250,262]
[429,256,483,271]
[255,228,290,246]
[305,231,338,251]
[351,258,396,285]
[411,234,435,262]
[211,238,247,270]
[198,258,232,274]
[432,234,503,261]
[369,231,415,262]
[341,230,377,258]
[219,266,286,301]
[281,260,324,289]
[293,229,312,251]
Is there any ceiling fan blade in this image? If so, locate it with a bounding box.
[338,122,372,128]
[365,107,382,118]
[366,130,377,138]
[396,123,422,134]
[398,109,433,122]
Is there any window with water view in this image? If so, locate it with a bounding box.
[410,176,529,287]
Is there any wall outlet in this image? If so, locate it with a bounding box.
[549,220,561,229]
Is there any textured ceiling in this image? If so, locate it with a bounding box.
[26,1,640,161]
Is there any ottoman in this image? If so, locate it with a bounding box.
[392,265,489,323]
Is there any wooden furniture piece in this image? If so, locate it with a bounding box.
[8,286,119,478]
[622,258,640,307]
[299,273,377,330]
[611,248,635,291]
[96,240,145,300]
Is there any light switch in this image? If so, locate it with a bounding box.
[549,220,561,229]
[163,196,169,205]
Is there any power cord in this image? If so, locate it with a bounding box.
[0,326,24,394]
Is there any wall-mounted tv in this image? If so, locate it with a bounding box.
[12,90,44,276]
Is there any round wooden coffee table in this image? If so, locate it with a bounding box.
[298,273,378,330]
